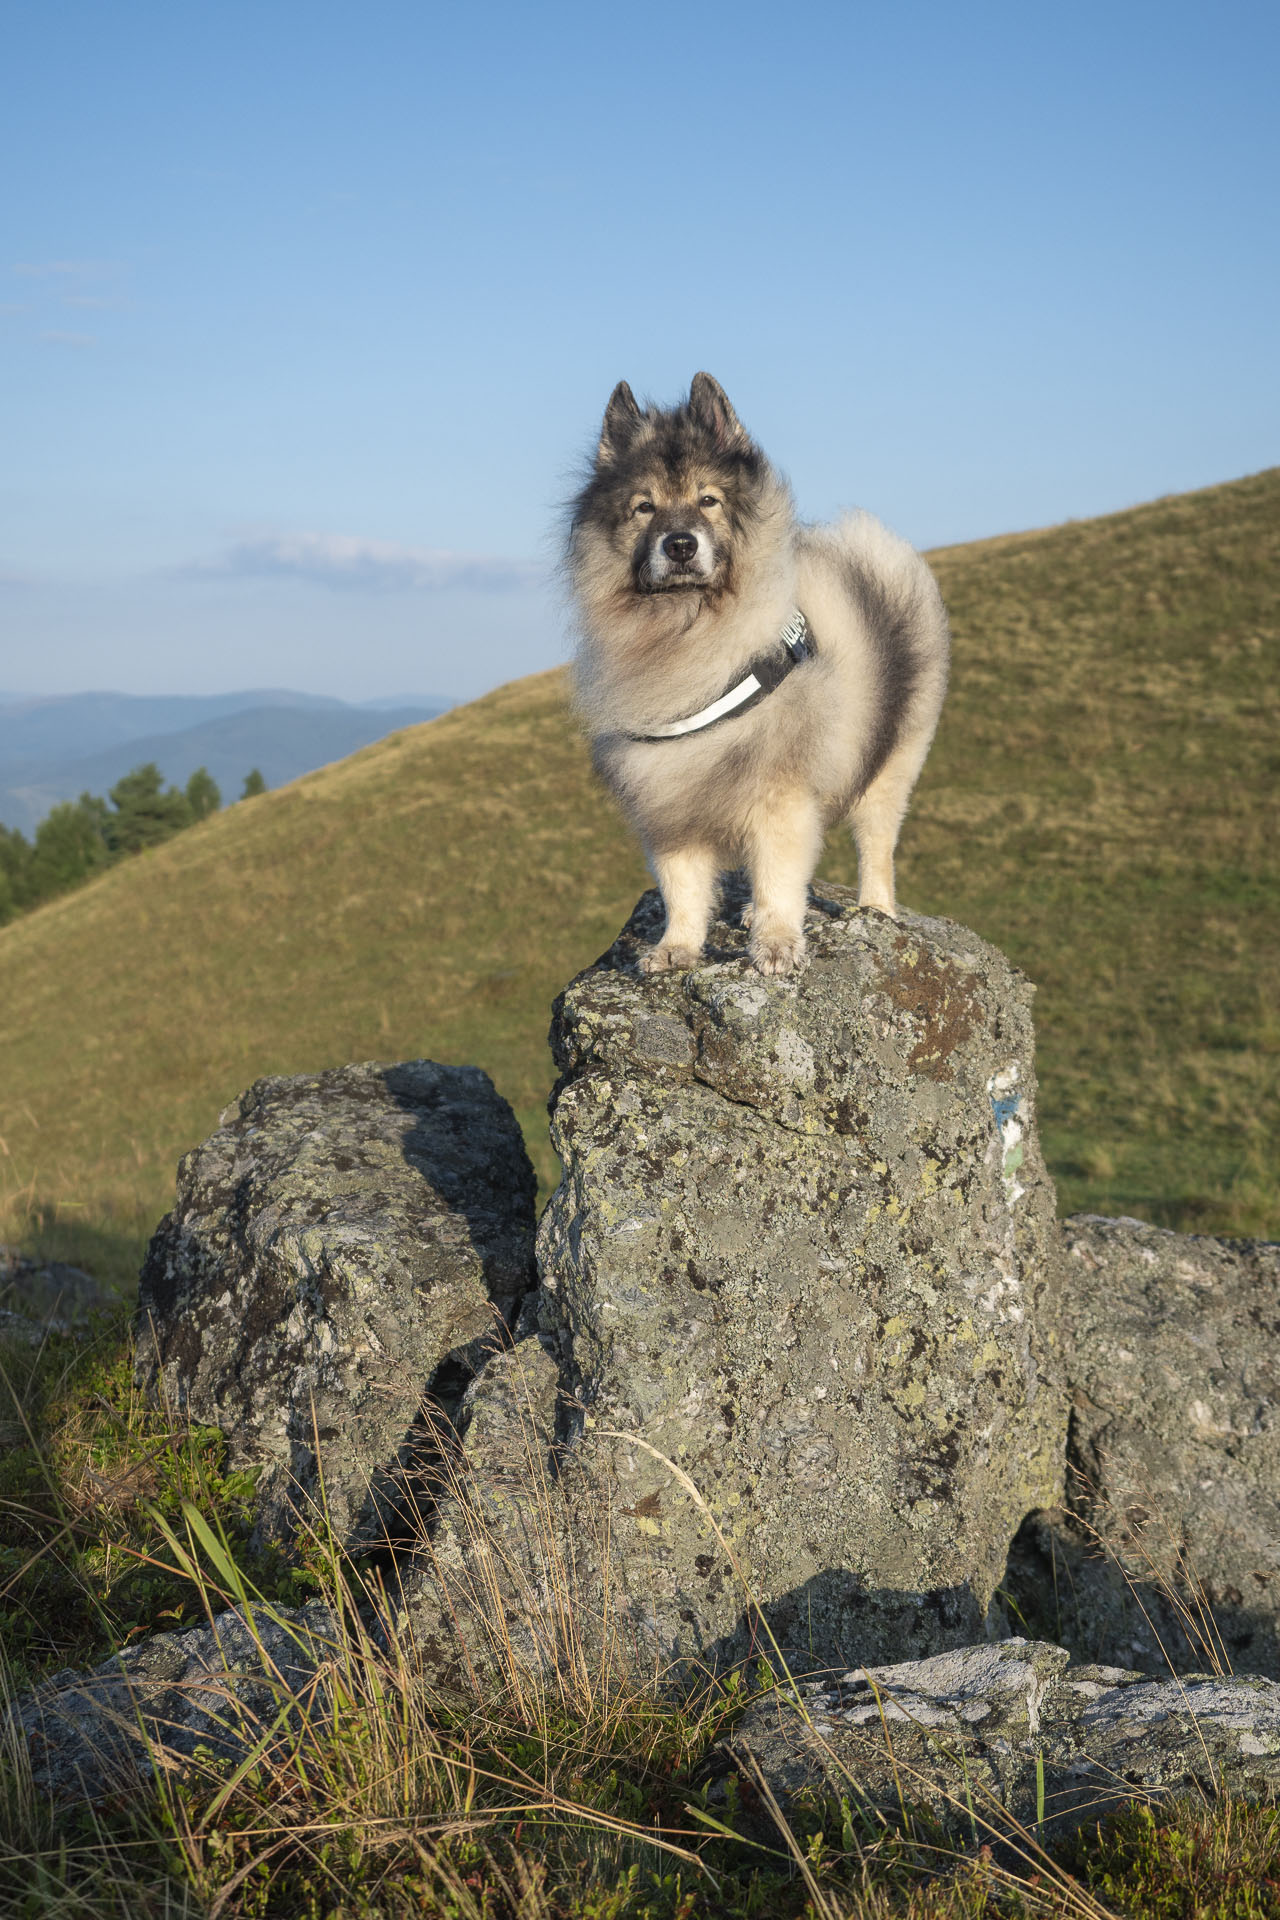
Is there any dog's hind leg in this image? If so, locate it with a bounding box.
[641,845,718,972]
[743,789,823,975]
[847,784,902,917]
[847,734,933,917]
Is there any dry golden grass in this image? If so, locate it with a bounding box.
[3,1375,1274,1919]
[1,468,1276,1288]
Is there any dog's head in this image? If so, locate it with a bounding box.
[569,373,768,602]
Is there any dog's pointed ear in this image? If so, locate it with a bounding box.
[597,380,643,464]
[688,372,747,450]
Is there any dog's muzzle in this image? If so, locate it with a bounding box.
[641,525,713,591]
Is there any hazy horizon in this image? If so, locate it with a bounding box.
[3,0,1276,703]
[0,686,450,709]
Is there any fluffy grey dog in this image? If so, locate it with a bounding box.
[566,373,949,975]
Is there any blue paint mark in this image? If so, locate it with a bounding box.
[990,1096,1020,1132]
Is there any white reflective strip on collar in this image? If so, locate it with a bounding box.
[778,610,807,652]
[642,671,763,739]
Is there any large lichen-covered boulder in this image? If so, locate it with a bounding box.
[529,884,1067,1668]
[1006,1215,1280,1677]
[135,1061,536,1549]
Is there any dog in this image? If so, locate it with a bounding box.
[566,373,949,975]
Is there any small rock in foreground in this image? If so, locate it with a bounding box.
[16,1603,337,1803]
[720,1637,1280,1841]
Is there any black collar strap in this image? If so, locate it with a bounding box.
[626,609,815,743]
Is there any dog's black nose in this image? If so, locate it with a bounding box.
[662,532,698,565]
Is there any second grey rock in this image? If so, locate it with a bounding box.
[135,1061,537,1550]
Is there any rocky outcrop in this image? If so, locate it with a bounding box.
[135,1061,537,1549]
[21,891,1280,1834]
[521,884,1066,1668]
[124,897,1280,1696]
[1006,1217,1280,1678]
[719,1638,1280,1842]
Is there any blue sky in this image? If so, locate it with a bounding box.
[2,0,1276,703]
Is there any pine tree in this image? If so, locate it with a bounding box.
[0,824,34,924]
[29,798,111,899]
[185,766,221,820]
[104,763,193,855]
[241,768,268,799]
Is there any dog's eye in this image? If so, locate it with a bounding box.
[632,500,656,517]
[699,494,721,510]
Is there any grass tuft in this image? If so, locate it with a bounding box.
[0,1320,320,1680]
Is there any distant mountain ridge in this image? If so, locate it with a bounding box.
[0,690,352,766]
[0,691,449,832]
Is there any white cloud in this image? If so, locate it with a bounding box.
[12,260,116,278]
[194,531,543,594]
[39,329,95,348]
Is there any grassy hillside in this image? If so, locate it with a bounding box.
[1,469,1276,1289]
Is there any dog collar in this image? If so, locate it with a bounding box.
[626,609,814,743]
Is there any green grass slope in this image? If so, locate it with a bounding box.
[2,469,1276,1288]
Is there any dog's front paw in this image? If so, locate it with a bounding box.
[639,941,701,974]
[749,930,807,976]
